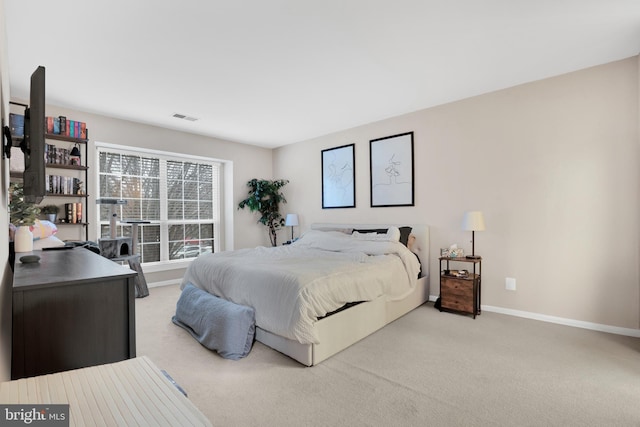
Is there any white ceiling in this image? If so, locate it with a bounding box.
[5,1,640,148]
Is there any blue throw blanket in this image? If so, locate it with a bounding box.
[172,283,255,360]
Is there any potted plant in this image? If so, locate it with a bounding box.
[238,178,289,247]
[9,182,40,252]
[41,204,60,223]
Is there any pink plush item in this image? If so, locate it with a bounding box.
[29,219,58,240]
[33,235,66,250]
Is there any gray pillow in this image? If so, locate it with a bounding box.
[172,283,255,360]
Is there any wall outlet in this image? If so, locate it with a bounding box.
[505,277,516,291]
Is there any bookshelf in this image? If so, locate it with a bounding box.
[44,131,89,241]
[9,115,90,242]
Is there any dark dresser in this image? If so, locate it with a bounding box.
[12,247,137,380]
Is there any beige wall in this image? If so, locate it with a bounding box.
[274,57,640,331]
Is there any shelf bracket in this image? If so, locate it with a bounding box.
[3,125,12,159]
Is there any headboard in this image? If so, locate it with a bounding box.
[310,223,430,278]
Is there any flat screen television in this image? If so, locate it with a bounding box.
[21,66,46,204]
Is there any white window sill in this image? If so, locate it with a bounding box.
[140,258,194,273]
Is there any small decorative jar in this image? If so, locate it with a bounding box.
[14,225,33,253]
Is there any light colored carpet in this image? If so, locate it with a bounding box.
[136,285,640,426]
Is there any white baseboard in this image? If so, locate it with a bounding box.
[148,279,182,288]
[482,305,640,338]
[428,295,640,338]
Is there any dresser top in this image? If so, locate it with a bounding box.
[13,247,136,290]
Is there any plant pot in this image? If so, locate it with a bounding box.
[14,226,33,253]
[46,214,57,223]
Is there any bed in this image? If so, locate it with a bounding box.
[180,223,430,366]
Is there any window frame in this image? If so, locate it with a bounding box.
[95,142,222,267]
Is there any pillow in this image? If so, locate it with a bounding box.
[398,226,412,247]
[30,220,58,240]
[352,226,400,243]
[313,226,353,234]
[352,226,412,247]
[172,283,255,360]
[407,234,416,251]
[33,235,66,250]
[352,228,387,235]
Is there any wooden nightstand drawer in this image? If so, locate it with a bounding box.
[441,296,474,313]
[441,277,474,312]
[441,278,473,297]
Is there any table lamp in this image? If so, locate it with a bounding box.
[285,213,299,241]
[462,211,485,259]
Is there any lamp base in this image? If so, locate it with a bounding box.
[465,255,481,260]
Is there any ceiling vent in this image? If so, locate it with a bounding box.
[172,113,198,122]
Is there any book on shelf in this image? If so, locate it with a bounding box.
[45,144,72,165]
[64,202,83,224]
[46,175,81,195]
[45,115,86,139]
[9,113,24,137]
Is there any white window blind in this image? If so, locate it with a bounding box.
[97,145,221,264]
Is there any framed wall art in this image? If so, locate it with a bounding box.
[321,143,355,209]
[369,132,414,207]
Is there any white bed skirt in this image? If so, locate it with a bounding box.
[256,275,429,366]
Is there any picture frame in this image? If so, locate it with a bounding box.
[321,143,355,209]
[369,132,414,207]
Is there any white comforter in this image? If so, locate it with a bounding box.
[181,230,420,344]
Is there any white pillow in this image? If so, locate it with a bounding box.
[33,235,66,250]
[31,219,58,240]
[352,226,400,243]
[313,226,353,234]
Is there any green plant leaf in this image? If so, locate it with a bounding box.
[9,183,40,226]
[237,178,289,246]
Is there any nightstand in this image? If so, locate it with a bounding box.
[438,256,481,318]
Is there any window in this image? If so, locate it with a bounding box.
[97,144,221,264]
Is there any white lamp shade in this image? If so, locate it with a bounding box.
[462,211,485,231]
[285,214,299,227]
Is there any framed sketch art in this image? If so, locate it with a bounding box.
[369,132,414,207]
[321,143,355,209]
